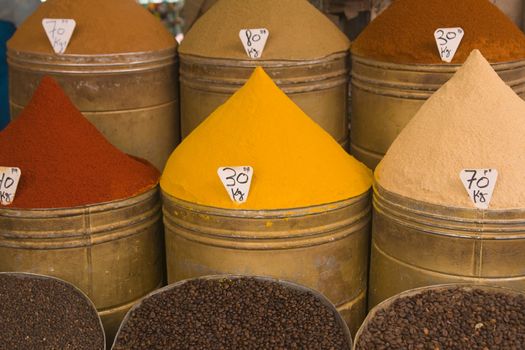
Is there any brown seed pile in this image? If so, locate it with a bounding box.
[355,287,525,350]
[0,274,104,350]
[113,277,349,349]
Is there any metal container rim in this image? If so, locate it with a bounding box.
[350,53,525,72]
[374,182,525,219]
[179,51,348,68]
[7,47,177,66]
[113,274,352,350]
[161,189,371,219]
[352,283,525,350]
[0,183,159,217]
[0,271,106,349]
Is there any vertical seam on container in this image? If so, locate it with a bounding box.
[84,207,93,297]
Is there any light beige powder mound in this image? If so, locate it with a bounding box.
[375,49,525,209]
[179,0,350,60]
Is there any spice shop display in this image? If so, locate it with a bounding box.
[0,273,105,350]
[161,67,371,334]
[113,276,352,349]
[179,0,351,147]
[370,50,525,307]
[0,77,164,344]
[8,0,178,170]
[349,0,525,168]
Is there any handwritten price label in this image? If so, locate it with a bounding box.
[218,166,253,204]
[434,27,464,63]
[0,167,21,206]
[459,169,498,209]
[42,18,76,54]
[239,28,269,59]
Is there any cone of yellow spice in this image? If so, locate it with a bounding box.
[161,67,371,210]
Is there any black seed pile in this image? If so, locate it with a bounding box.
[113,277,349,349]
[356,287,525,350]
[0,274,105,350]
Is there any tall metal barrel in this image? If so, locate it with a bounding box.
[0,186,164,346]
[180,53,349,147]
[369,183,525,308]
[162,191,371,336]
[350,55,525,169]
[114,275,353,349]
[8,48,179,171]
[354,284,525,349]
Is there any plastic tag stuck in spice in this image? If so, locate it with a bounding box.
[459,169,497,209]
[42,18,76,54]
[217,166,253,204]
[434,27,464,63]
[239,28,269,59]
[0,167,21,206]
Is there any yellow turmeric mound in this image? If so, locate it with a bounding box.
[161,67,371,209]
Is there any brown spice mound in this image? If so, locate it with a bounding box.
[0,76,159,209]
[0,274,104,350]
[180,0,349,60]
[8,0,175,54]
[352,0,525,64]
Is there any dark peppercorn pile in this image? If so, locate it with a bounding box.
[113,277,349,349]
[0,274,104,350]
[356,286,525,350]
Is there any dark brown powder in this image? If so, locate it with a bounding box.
[352,0,525,64]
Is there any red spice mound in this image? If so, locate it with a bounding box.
[352,0,525,64]
[0,76,159,209]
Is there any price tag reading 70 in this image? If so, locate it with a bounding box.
[217,166,253,204]
[459,169,498,209]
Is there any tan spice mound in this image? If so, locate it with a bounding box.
[8,0,175,54]
[376,50,525,209]
[179,0,349,60]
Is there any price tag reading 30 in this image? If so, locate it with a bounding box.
[434,27,464,63]
[218,166,253,204]
[42,18,76,54]
[0,167,21,206]
[459,169,498,210]
[239,28,269,59]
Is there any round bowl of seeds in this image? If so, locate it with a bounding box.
[113,275,352,349]
[354,284,525,349]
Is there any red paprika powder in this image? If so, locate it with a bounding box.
[0,76,159,209]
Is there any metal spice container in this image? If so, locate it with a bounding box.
[369,182,525,309]
[8,48,179,171]
[0,186,164,347]
[180,53,350,148]
[113,275,353,349]
[349,55,525,169]
[162,191,371,336]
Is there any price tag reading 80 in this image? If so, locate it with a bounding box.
[434,27,464,63]
[217,166,253,204]
[239,28,269,59]
[459,169,498,210]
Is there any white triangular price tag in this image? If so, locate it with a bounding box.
[434,27,464,63]
[217,166,253,204]
[239,28,269,59]
[42,18,76,54]
[0,167,21,206]
[459,169,498,210]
